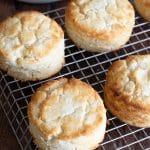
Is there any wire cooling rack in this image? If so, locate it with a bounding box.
[0,2,150,150]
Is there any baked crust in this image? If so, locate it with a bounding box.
[104,55,150,127]
[28,78,106,149]
[0,11,64,81]
[65,0,135,52]
[135,0,150,21]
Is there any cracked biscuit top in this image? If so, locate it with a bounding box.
[0,11,64,64]
[104,55,150,127]
[28,78,106,140]
[66,0,134,40]
[105,55,150,107]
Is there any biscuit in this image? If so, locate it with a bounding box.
[134,0,150,21]
[65,0,135,52]
[28,78,106,150]
[0,11,64,81]
[104,55,150,128]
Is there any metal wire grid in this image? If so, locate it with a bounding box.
[0,4,150,150]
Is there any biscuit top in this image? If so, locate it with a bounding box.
[106,55,150,104]
[0,11,64,64]
[28,78,106,140]
[66,0,134,39]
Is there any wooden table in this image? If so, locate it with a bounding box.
[0,1,65,149]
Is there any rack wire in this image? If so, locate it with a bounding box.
[0,2,150,150]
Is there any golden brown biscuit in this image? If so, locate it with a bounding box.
[104,55,150,128]
[135,0,150,21]
[28,78,106,150]
[65,0,135,52]
[0,11,64,81]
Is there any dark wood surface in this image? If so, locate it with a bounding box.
[0,1,64,149]
[0,107,20,150]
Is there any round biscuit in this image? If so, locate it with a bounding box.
[65,0,135,52]
[104,55,150,128]
[0,11,65,81]
[28,78,107,150]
